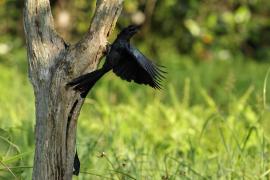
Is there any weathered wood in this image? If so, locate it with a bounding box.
[23,0,123,179]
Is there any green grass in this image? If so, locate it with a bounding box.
[0,47,270,179]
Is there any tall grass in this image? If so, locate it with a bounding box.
[0,51,270,179]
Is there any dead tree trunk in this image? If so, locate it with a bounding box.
[23,0,123,179]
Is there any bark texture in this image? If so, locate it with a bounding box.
[23,0,123,179]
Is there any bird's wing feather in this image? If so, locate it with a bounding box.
[128,45,166,81]
[112,44,165,89]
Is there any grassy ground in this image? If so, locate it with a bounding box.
[0,45,270,179]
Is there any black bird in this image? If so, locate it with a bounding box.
[70,25,165,175]
[67,25,166,98]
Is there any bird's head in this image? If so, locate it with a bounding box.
[117,25,141,40]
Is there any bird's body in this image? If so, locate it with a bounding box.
[67,25,165,97]
[69,25,166,175]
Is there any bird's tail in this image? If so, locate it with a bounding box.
[67,69,105,98]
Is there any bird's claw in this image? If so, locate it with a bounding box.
[105,43,111,55]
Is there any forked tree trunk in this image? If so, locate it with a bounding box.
[23,0,123,179]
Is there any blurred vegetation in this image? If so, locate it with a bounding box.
[1,0,270,60]
[0,0,270,179]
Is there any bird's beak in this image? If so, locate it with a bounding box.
[132,25,142,33]
[136,24,142,29]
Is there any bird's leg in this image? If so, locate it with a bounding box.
[105,42,112,55]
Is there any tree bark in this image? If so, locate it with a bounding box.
[23,0,123,179]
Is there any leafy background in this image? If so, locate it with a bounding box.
[0,0,270,179]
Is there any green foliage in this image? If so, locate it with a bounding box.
[1,0,270,60]
[152,0,270,61]
[1,46,270,178]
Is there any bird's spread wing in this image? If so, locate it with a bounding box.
[112,44,166,89]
